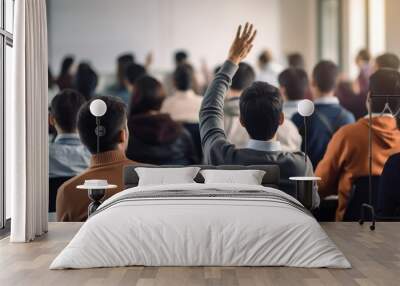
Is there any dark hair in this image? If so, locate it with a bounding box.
[288,53,305,69]
[74,63,98,100]
[258,50,272,66]
[278,68,309,101]
[231,63,256,91]
[376,53,400,70]
[50,89,86,133]
[129,76,166,116]
[48,67,55,89]
[312,60,339,93]
[59,56,74,77]
[117,53,135,86]
[175,50,188,66]
[78,96,127,154]
[173,64,193,91]
[57,56,75,90]
[369,68,400,113]
[124,63,146,85]
[239,82,283,140]
[118,53,135,65]
[357,49,371,62]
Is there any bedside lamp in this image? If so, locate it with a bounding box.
[289,99,320,210]
[90,99,107,154]
[297,99,314,163]
[77,99,117,216]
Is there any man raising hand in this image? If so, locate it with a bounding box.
[199,23,320,208]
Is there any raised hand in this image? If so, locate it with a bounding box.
[145,51,154,69]
[228,23,257,65]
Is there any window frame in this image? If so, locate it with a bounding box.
[0,0,14,230]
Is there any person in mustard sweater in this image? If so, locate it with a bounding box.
[316,68,400,221]
[56,96,136,222]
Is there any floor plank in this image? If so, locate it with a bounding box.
[0,222,399,286]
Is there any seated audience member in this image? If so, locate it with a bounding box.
[126,76,198,165]
[123,62,147,95]
[278,68,309,120]
[292,61,355,167]
[74,62,98,100]
[49,89,90,178]
[161,64,203,124]
[164,50,202,96]
[56,96,135,222]
[337,49,371,119]
[256,49,283,87]
[224,63,302,151]
[48,68,59,104]
[199,23,319,207]
[378,153,400,217]
[378,116,400,217]
[105,53,135,104]
[316,69,400,221]
[374,53,400,71]
[355,49,372,94]
[287,53,305,69]
[57,56,75,90]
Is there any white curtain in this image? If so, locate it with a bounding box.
[7,0,48,242]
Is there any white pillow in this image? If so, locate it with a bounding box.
[200,169,266,185]
[135,167,201,186]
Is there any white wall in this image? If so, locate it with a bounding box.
[48,0,319,77]
[280,0,317,73]
[48,0,285,75]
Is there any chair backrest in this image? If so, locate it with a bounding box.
[49,177,72,212]
[182,123,203,161]
[123,164,280,190]
[343,176,380,221]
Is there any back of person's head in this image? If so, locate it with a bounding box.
[312,60,339,93]
[50,89,86,133]
[117,53,135,66]
[375,53,400,70]
[175,50,188,66]
[173,64,194,91]
[258,50,272,67]
[356,49,371,63]
[239,82,283,141]
[287,53,305,69]
[129,75,166,116]
[278,68,309,101]
[124,63,146,86]
[74,62,98,100]
[48,67,55,89]
[369,68,400,113]
[117,53,135,85]
[231,63,256,91]
[78,96,127,154]
[59,56,75,76]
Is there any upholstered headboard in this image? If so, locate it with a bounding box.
[123,164,280,189]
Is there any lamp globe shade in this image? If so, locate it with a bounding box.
[298,99,314,117]
[90,99,107,117]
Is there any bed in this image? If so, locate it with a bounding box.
[50,165,350,269]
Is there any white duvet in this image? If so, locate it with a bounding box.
[50,183,350,269]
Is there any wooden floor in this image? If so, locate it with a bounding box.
[1,222,399,286]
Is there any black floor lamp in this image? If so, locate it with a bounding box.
[290,99,321,210]
[360,94,400,231]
